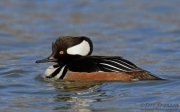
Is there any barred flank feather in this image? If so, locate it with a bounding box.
[126,70,163,80]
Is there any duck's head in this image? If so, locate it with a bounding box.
[36,36,93,65]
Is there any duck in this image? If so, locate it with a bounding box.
[36,36,163,81]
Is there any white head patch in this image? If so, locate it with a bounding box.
[67,40,90,56]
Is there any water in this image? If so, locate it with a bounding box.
[0,0,180,111]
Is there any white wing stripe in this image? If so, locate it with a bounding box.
[105,59,136,68]
[103,60,134,70]
[98,67,118,72]
[99,63,126,71]
[102,67,118,72]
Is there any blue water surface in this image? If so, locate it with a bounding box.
[0,0,180,111]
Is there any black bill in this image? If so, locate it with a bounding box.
[36,56,57,63]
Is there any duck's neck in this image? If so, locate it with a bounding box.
[57,55,82,65]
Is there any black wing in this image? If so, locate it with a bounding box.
[67,56,141,72]
[91,56,141,72]
[67,56,99,72]
[66,56,163,80]
[92,56,163,80]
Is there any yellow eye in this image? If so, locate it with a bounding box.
[59,51,64,54]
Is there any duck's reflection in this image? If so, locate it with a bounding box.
[51,80,103,111]
[53,80,102,91]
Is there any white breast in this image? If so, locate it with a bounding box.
[44,66,58,77]
[44,65,67,79]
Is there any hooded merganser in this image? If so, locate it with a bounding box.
[36,36,163,81]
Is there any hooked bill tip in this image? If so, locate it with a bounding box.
[35,57,58,64]
[35,59,46,63]
[35,60,42,63]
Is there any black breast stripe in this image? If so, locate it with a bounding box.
[48,67,62,78]
[46,65,68,79]
[59,66,67,79]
